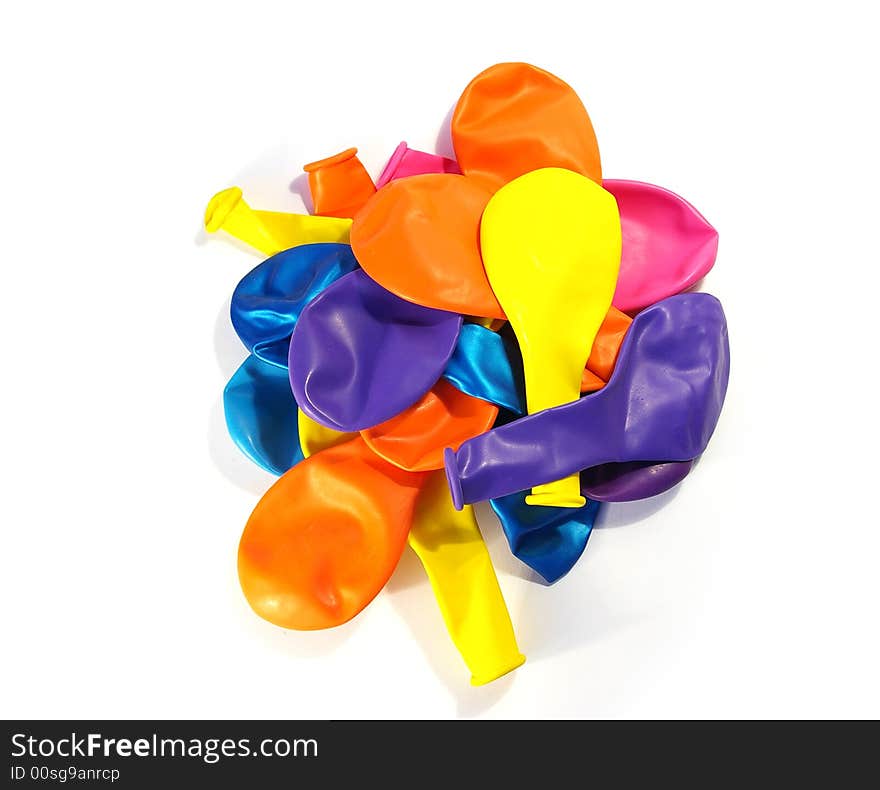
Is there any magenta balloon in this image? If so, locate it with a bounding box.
[606,180,718,312]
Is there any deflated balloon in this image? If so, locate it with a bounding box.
[297,410,355,459]
[605,180,719,312]
[580,460,694,503]
[452,62,603,189]
[442,323,524,415]
[289,270,462,431]
[409,472,525,685]
[304,147,376,218]
[480,166,621,507]
[444,293,730,508]
[362,379,498,472]
[223,354,303,476]
[490,493,600,584]
[376,142,461,187]
[350,174,504,318]
[231,243,359,368]
[204,187,352,256]
[238,436,426,630]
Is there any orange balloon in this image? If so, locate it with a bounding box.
[350,174,505,318]
[580,307,633,393]
[238,436,426,630]
[452,62,603,191]
[304,147,376,219]
[362,379,498,472]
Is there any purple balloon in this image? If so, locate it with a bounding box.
[580,460,695,503]
[289,269,462,431]
[444,293,729,509]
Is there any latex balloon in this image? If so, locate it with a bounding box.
[581,307,631,393]
[231,243,359,368]
[304,148,376,219]
[480,167,621,507]
[581,460,695,503]
[238,436,427,630]
[489,493,600,584]
[442,323,524,415]
[350,174,505,318]
[297,410,355,459]
[444,294,730,509]
[376,142,461,187]
[605,180,719,312]
[204,187,352,255]
[452,62,602,190]
[289,270,462,432]
[409,471,525,685]
[223,354,303,477]
[362,379,498,472]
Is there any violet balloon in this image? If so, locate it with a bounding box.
[580,460,695,503]
[289,269,462,432]
[444,293,729,509]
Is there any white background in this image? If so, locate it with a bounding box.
[1,1,878,719]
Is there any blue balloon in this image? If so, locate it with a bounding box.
[489,493,601,584]
[231,243,359,368]
[442,323,524,415]
[223,355,302,476]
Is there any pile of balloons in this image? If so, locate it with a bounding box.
[205,63,729,685]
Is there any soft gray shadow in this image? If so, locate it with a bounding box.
[289,173,314,214]
[594,483,684,529]
[434,103,456,159]
[386,545,518,718]
[214,298,246,379]
[208,397,276,497]
[235,598,358,659]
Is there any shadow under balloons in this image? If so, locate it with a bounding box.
[385,545,518,718]
[289,173,314,214]
[434,103,456,160]
[235,599,360,659]
[593,479,686,530]
[208,396,276,498]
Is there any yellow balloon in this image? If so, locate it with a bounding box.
[204,187,352,256]
[480,167,621,507]
[409,471,525,685]
[297,410,355,458]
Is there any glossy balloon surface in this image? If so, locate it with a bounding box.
[445,294,730,508]
[239,436,426,630]
[289,270,461,431]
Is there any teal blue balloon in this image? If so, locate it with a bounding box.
[223,355,302,476]
[442,323,524,415]
[489,493,600,584]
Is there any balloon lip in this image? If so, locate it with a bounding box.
[470,652,527,686]
[524,491,588,508]
[303,147,359,173]
[376,141,409,189]
[444,447,464,511]
[204,186,243,232]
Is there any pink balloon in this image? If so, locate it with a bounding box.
[605,180,718,312]
[376,141,461,188]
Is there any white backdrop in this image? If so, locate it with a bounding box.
[2,1,877,719]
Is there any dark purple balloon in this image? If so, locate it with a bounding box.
[289,269,462,431]
[580,460,695,503]
[444,293,729,509]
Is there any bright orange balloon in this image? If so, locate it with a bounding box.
[238,436,426,630]
[350,174,505,318]
[304,147,376,219]
[581,306,632,392]
[362,379,498,472]
[452,62,602,191]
